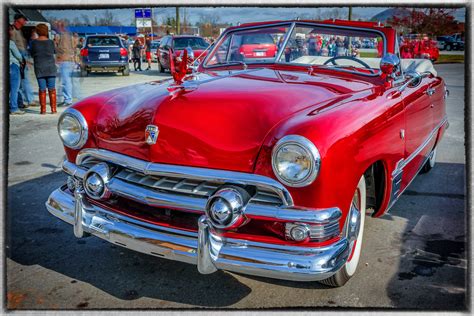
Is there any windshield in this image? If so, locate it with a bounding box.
[174,37,209,50]
[205,23,385,72]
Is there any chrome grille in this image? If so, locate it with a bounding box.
[112,168,284,206]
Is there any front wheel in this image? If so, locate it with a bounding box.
[157,60,165,73]
[320,175,366,287]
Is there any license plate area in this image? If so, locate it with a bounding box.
[99,53,110,59]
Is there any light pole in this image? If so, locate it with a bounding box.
[176,7,180,35]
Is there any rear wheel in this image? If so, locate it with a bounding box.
[420,147,437,174]
[122,65,130,76]
[80,67,88,77]
[320,175,366,287]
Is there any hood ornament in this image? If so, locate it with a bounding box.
[170,47,189,85]
[145,125,159,145]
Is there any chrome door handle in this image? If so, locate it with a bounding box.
[426,87,436,96]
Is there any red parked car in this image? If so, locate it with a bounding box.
[238,32,278,58]
[48,19,448,287]
[156,35,210,72]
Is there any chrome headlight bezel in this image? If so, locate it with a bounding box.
[57,108,88,149]
[271,135,321,187]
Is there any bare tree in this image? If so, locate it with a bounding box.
[197,13,221,37]
[97,10,119,26]
[81,14,91,26]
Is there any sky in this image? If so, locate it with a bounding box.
[41,6,466,26]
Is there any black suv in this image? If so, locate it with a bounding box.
[80,35,130,76]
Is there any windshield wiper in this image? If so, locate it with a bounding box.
[214,61,248,70]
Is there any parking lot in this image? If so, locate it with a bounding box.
[6,63,466,309]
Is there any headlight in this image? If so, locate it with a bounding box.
[58,108,88,149]
[272,135,320,187]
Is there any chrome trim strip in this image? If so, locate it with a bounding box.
[46,188,350,281]
[76,148,293,206]
[396,116,448,173]
[244,203,341,224]
[387,116,448,211]
[62,159,342,224]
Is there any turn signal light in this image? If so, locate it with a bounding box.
[285,221,340,243]
[285,223,310,242]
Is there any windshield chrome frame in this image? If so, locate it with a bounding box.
[202,21,388,77]
[202,22,293,69]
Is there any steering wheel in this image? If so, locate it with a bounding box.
[323,56,375,73]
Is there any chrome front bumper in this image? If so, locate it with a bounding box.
[46,187,350,281]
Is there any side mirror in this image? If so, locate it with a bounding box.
[380,53,401,78]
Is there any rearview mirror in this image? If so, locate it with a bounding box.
[380,53,400,78]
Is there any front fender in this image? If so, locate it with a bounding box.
[254,85,404,222]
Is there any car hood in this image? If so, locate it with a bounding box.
[92,68,375,172]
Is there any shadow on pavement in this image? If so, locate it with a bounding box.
[7,171,251,307]
[383,161,466,310]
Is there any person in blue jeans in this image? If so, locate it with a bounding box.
[11,14,36,107]
[9,25,24,115]
[30,23,57,114]
[56,21,76,106]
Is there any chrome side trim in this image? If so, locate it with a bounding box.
[62,160,342,225]
[396,116,448,172]
[387,116,448,211]
[76,148,293,206]
[46,187,350,282]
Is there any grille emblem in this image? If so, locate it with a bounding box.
[145,125,159,145]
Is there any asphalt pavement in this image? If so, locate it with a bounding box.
[6,63,467,310]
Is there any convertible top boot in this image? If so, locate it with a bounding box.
[39,90,47,115]
[48,88,57,114]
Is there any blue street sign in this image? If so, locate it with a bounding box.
[144,9,151,18]
[135,9,151,18]
[135,9,143,18]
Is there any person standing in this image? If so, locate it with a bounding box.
[11,13,37,107]
[144,36,152,70]
[56,20,75,106]
[9,25,25,115]
[132,39,142,71]
[30,23,57,114]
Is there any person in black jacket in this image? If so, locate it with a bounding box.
[132,39,142,71]
[30,23,57,114]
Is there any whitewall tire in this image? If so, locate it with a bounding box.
[320,175,366,287]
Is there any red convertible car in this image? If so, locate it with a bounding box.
[47,19,448,287]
